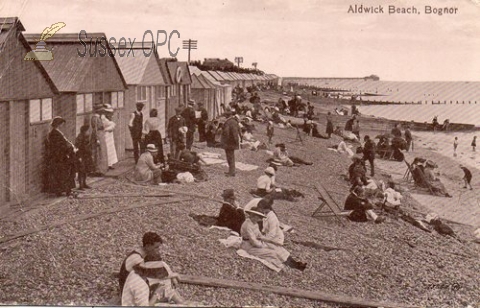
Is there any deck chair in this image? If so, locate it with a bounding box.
[311,184,350,225]
[406,160,435,195]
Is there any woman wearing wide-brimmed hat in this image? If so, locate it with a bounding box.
[45,116,77,196]
[134,144,164,185]
[89,103,108,175]
[240,207,306,271]
[100,103,118,170]
[142,108,165,165]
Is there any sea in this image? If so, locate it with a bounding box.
[287,78,480,170]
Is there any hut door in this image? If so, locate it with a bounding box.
[9,100,27,200]
[0,101,9,203]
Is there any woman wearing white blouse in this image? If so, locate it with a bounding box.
[100,104,118,169]
[143,109,165,164]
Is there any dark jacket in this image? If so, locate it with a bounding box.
[363,139,376,159]
[221,117,240,150]
[167,115,186,142]
[181,106,197,130]
[344,193,371,222]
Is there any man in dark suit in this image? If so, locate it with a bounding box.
[128,102,145,164]
[221,112,240,177]
[167,107,186,158]
[197,102,209,142]
[181,100,197,150]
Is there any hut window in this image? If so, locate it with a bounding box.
[118,92,124,108]
[137,86,147,102]
[29,98,53,123]
[76,94,93,114]
[156,86,166,99]
[111,92,118,108]
[76,95,85,114]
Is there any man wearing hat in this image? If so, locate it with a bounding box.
[167,107,186,158]
[128,102,145,164]
[196,102,209,143]
[216,189,246,234]
[344,186,385,223]
[181,99,197,150]
[133,144,164,184]
[221,111,241,177]
[362,135,376,177]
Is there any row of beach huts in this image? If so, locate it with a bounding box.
[0,17,278,204]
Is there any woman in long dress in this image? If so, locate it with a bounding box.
[100,104,118,169]
[240,208,306,271]
[45,116,77,196]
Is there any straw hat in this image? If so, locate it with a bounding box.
[101,104,114,113]
[179,126,188,134]
[425,160,436,168]
[188,99,195,106]
[245,207,266,218]
[146,144,158,152]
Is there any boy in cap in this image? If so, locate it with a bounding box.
[167,107,186,158]
[181,100,197,150]
[75,125,93,189]
[266,121,274,144]
[460,165,473,190]
[197,102,209,142]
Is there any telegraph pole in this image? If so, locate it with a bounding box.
[234,56,243,67]
[182,39,198,64]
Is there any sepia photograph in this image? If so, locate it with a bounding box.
[0,0,479,307]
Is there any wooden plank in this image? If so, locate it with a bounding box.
[75,192,174,199]
[178,274,419,308]
[0,197,190,245]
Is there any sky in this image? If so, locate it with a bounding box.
[1,0,480,81]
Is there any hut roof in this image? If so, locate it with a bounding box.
[166,61,192,85]
[24,32,127,92]
[114,42,166,85]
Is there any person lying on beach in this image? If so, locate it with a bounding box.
[252,167,304,201]
[240,207,307,271]
[176,142,207,165]
[240,127,261,151]
[271,143,313,166]
[344,186,385,223]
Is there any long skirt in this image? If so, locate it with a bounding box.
[104,131,118,167]
[240,241,290,270]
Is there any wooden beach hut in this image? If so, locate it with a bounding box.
[165,61,192,122]
[0,17,59,203]
[24,31,128,183]
[114,42,168,148]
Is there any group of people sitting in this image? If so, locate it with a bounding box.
[193,189,307,272]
